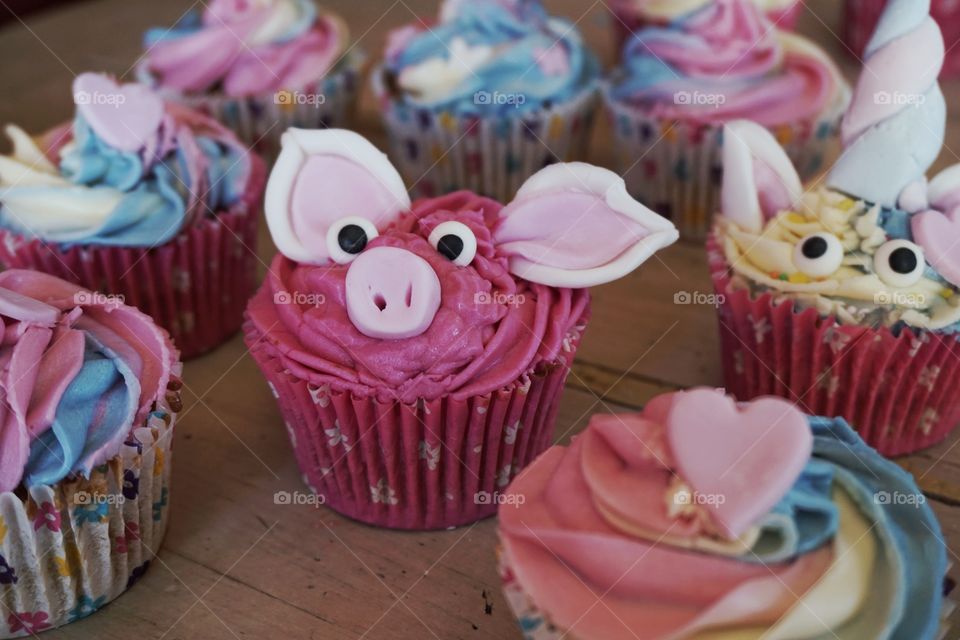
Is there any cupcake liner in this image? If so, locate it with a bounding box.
[708,232,960,456]
[141,53,365,161]
[0,155,265,361]
[0,387,179,639]
[373,72,599,203]
[499,550,566,640]
[603,86,847,241]
[243,313,587,531]
[845,0,960,78]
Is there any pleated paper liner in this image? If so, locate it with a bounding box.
[243,311,587,531]
[373,71,599,204]
[707,232,960,457]
[0,383,180,639]
[602,86,847,241]
[138,52,365,162]
[0,155,265,361]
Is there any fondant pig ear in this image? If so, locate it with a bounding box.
[493,163,679,288]
[265,128,411,265]
[721,120,803,232]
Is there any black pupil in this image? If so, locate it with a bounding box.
[889,247,918,274]
[437,234,464,261]
[802,236,829,259]
[338,224,368,254]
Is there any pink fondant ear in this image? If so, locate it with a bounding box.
[265,129,411,265]
[492,163,679,288]
[721,120,803,232]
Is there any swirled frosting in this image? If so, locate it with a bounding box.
[0,270,176,493]
[0,73,251,248]
[607,0,846,126]
[142,0,348,97]
[380,0,599,116]
[499,388,945,640]
[245,191,589,403]
[611,0,799,22]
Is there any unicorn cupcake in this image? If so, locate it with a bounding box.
[709,0,960,454]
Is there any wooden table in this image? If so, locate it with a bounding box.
[2,1,959,637]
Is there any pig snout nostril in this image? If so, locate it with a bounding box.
[373,293,387,311]
[405,284,413,308]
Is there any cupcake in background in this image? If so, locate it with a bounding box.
[373,0,600,203]
[499,388,948,639]
[709,0,960,455]
[604,0,848,240]
[138,0,362,159]
[244,128,677,530]
[0,270,180,638]
[0,72,266,359]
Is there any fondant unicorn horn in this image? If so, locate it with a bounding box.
[827,0,946,207]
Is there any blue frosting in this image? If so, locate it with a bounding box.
[385,1,599,116]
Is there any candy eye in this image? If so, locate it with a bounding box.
[428,221,477,267]
[793,232,844,278]
[327,216,379,264]
[874,240,925,288]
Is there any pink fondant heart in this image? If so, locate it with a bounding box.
[72,73,164,153]
[913,209,960,288]
[666,388,812,540]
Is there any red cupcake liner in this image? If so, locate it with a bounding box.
[845,0,960,77]
[708,232,960,456]
[243,310,587,531]
[0,156,266,360]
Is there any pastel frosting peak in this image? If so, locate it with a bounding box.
[499,389,946,639]
[0,270,175,493]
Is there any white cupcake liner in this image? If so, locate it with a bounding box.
[0,390,179,638]
[373,71,599,203]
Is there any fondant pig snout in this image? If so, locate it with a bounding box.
[345,246,442,340]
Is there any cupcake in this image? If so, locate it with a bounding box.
[0,72,265,359]
[0,270,180,638]
[846,0,960,78]
[138,0,362,159]
[244,128,678,530]
[499,388,948,639]
[609,0,803,50]
[604,0,849,241]
[373,0,601,203]
[709,0,960,455]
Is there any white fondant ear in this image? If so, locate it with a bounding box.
[493,163,678,288]
[265,128,411,265]
[721,120,803,232]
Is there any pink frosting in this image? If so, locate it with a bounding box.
[245,192,590,403]
[143,1,346,97]
[499,392,833,640]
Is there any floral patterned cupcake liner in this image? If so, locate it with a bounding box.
[0,381,180,639]
[602,85,848,241]
[708,232,960,456]
[0,154,266,360]
[243,310,587,531]
[373,72,599,203]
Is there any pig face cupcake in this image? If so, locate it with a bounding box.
[0,72,265,359]
[374,0,601,203]
[0,270,180,638]
[244,128,678,530]
[604,0,848,240]
[709,0,960,454]
[139,0,362,159]
[499,388,947,639]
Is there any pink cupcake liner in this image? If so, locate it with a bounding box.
[0,157,265,360]
[708,232,960,456]
[243,310,587,531]
[845,0,960,77]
